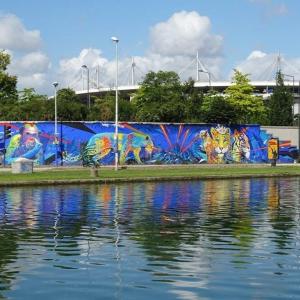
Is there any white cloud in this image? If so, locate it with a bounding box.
[59,48,108,74]
[0,14,41,51]
[7,51,51,91]
[233,50,300,81]
[58,48,109,89]
[150,11,223,57]
[8,52,50,75]
[1,11,225,93]
[0,14,50,92]
[247,50,267,60]
[58,11,224,91]
[17,73,48,89]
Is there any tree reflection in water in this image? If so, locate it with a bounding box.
[0,177,299,299]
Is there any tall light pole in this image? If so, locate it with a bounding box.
[53,82,59,167]
[81,65,91,109]
[111,36,119,171]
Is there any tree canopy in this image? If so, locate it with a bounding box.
[132,71,186,122]
[225,69,266,124]
[201,90,238,124]
[56,88,88,121]
[267,71,294,126]
[131,72,206,123]
[0,53,289,126]
[0,51,18,106]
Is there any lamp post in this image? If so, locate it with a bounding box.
[81,65,91,109]
[199,69,211,88]
[53,82,59,167]
[111,36,119,171]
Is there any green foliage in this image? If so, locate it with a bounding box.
[88,94,114,121]
[0,51,18,106]
[201,91,238,124]
[225,69,266,124]
[267,71,294,126]
[14,88,49,120]
[56,88,88,121]
[0,51,10,71]
[132,71,185,122]
[181,78,204,122]
[0,59,276,126]
[88,92,136,121]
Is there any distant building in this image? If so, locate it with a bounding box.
[76,80,300,114]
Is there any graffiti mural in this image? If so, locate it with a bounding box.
[0,122,298,166]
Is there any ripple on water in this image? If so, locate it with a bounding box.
[0,178,299,299]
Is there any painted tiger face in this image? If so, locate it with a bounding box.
[211,126,231,155]
[232,130,250,161]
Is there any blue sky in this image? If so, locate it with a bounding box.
[0,0,299,94]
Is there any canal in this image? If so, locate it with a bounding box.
[0,177,299,299]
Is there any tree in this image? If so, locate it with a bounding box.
[14,88,49,120]
[225,69,266,124]
[88,92,136,121]
[201,91,238,124]
[88,97,114,121]
[181,78,204,122]
[267,71,294,126]
[0,51,18,102]
[132,71,185,122]
[56,88,88,121]
[0,51,18,120]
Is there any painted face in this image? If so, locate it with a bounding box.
[21,124,39,145]
[211,127,230,155]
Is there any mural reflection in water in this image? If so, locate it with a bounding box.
[0,178,300,299]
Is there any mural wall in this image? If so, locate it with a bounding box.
[0,121,298,166]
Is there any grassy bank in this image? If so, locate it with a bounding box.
[0,165,299,186]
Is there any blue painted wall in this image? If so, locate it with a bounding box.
[0,122,297,165]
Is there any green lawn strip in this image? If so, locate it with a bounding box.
[0,166,299,183]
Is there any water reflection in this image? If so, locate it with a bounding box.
[0,177,299,299]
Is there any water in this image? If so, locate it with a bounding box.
[0,178,299,300]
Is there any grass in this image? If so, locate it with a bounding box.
[0,165,299,185]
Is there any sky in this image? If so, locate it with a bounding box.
[1,0,300,95]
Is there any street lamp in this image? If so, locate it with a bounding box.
[199,69,211,88]
[111,36,119,171]
[81,64,91,109]
[53,82,59,167]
